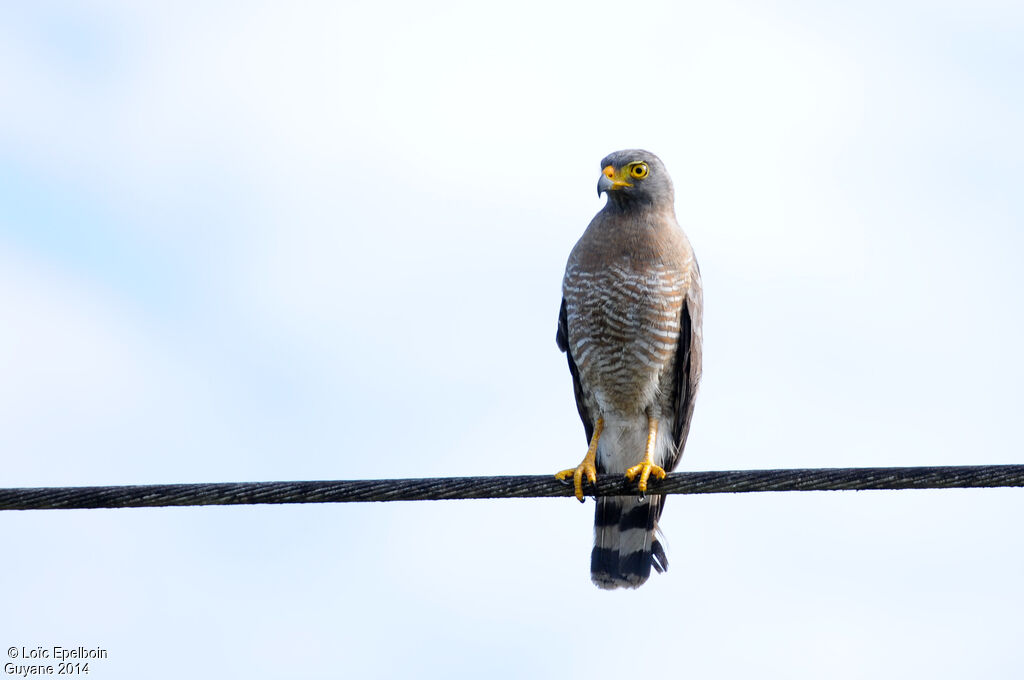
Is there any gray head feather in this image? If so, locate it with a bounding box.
[599,149,674,210]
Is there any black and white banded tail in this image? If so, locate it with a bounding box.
[591,495,668,589]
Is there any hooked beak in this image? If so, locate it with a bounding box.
[597,165,632,196]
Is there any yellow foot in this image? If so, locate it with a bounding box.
[624,415,664,495]
[556,459,597,503]
[624,460,666,494]
[555,418,604,502]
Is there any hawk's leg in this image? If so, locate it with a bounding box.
[555,417,604,503]
[625,416,666,496]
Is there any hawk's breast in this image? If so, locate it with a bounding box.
[563,259,688,415]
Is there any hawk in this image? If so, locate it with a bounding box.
[556,149,702,589]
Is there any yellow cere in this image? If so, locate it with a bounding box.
[604,164,635,189]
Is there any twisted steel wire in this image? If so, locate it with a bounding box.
[1,464,1022,511]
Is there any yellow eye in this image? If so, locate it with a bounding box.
[629,162,649,179]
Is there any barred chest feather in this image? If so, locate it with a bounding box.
[563,259,688,416]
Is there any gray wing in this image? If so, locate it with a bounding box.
[668,267,703,468]
[556,298,594,445]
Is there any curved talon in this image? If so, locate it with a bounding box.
[624,416,665,496]
[556,461,597,502]
[624,461,666,494]
[555,418,604,503]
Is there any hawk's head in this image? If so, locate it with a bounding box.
[597,149,674,208]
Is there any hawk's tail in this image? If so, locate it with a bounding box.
[590,495,668,589]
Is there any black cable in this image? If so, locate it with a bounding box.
[1,464,1022,511]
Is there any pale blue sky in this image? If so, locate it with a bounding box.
[1,1,1023,678]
